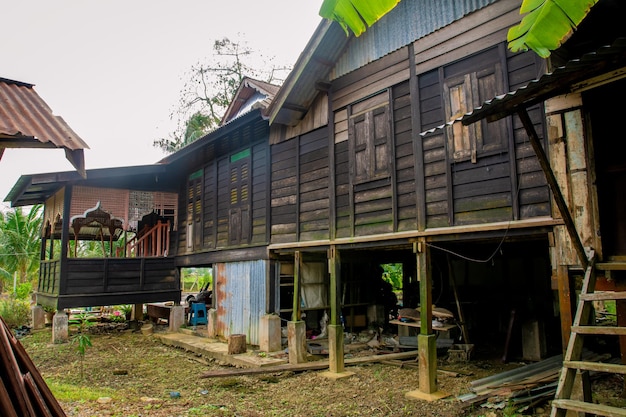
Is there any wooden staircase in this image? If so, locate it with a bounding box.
[126,220,170,258]
[551,251,626,416]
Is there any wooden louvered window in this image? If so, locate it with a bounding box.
[228,148,251,245]
[186,169,203,249]
[348,91,391,183]
[443,49,508,163]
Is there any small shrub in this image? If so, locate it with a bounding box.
[0,297,31,328]
[110,311,126,323]
[15,282,32,300]
[70,313,94,379]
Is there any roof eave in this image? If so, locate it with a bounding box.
[268,18,345,127]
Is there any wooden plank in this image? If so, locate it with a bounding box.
[552,399,626,417]
[580,291,626,301]
[597,262,626,271]
[200,350,419,378]
[389,319,456,332]
[572,326,626,336]
[564,361,626,375]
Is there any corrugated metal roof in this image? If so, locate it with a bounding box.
[0,77,89,175]
[332,0,499,79]
[462,37,626,125]
[269,0,498,127]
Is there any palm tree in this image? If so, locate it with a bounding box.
[0,205,43,290]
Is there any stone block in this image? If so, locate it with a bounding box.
[259,314,281,352]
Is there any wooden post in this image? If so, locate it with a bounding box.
[288,251,307,364]
[328,246,346,374]
[556,264,574,351]
[418,240,432,336]
[517,109,588,270]
[406,238,446,400]
[417,239,435,392]
[615,278,626,396]
[292,251,301,321]
[59,185,72,297]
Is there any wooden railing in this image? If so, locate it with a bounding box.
[126,220,170,258]
[37,257,180,310]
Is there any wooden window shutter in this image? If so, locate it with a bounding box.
[187,169,203,249]
[348,91,391,183]
[475,63,507,153]
[228,148,251,245]
[443,73,477,162]
[372,106,390,176]
[443,56,507,163]
[351,113,369,182]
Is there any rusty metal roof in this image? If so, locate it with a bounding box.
[462,38,626,125]
[0,77,89,176]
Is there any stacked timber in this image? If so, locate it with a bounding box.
[0,316,66,417]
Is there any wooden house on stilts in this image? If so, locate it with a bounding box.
[6,0,626,406]
[266,0,626,400]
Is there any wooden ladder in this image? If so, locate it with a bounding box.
[551,251,626,417]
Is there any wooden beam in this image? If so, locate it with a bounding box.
[556,265,574,351]
[200,350,420,378]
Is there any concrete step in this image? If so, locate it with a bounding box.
[153,330,288,369]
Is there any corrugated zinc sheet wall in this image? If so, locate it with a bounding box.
[215,259,267,346]
[332,0,499,79]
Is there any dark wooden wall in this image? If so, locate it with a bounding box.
[270,41,549,244]
[175,119,270,256]
[271,128,331,243]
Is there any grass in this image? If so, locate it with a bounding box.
[46,380,116,402]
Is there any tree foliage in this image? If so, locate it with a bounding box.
[381,263,402,290]
[154,37,288,153]
[319,0,401,37]
[508,0,599,58]
[321,0,597,58]
[0,205,43,291]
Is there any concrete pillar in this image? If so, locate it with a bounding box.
[169,305,185,332]
[52,311,68,344]
[259,314,282,352]
[287,320,307,364]
[207,308,218,337]
[31,305,45,330]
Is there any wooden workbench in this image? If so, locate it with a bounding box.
[147,303,189,323]
[389,319,456,337]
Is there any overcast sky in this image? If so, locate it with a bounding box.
[1,1,323,207]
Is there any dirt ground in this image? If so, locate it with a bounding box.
[17,323,624,417]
